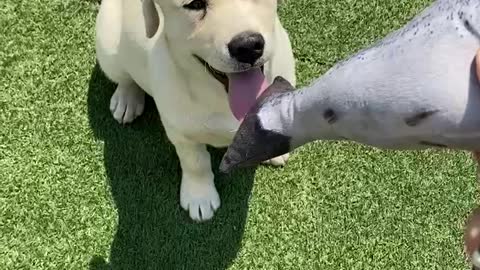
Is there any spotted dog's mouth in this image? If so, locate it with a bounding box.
[194,55,267,121]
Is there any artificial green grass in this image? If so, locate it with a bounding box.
[1,0,479,269]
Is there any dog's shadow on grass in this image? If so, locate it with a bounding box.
[87,63,256,270]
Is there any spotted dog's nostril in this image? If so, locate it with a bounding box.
[228,31,265,65]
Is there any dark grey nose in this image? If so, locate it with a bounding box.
[228,31,265,65]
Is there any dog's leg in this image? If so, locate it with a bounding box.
[95,0,146,124]
[109,81,145,124]
[177,142,220,221]
[260,22,294,168]
[263,154,290,166]
[166,128,220,221]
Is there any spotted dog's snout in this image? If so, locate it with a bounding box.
[219,114,291,173]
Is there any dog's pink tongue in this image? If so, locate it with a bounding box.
[228,68,268,121]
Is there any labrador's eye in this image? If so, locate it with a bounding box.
[183,0,207,11]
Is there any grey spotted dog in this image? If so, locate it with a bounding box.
[220,0,480,267]
[221,0,480,170]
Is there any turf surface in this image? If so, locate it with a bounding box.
[1,0,479,269]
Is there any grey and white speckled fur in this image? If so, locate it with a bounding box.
[221,0,480,171]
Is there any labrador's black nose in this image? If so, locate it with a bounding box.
[228,31,265,65]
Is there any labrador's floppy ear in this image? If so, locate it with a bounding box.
[143,0,160,38]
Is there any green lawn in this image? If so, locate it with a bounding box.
[1,0,479,269]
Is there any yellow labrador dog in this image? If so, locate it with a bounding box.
[95,0,296,221]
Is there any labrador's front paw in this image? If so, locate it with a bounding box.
[110,83,145,124]
[180,176,220,222]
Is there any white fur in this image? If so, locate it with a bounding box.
[95,0,296,221]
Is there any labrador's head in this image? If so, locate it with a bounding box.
[156,0,280,72]
[145,0,285,120]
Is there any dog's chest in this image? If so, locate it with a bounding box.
[182,77,242,146]
[168,103,239,147]
[192,111,240,147]
[157,82,240,147]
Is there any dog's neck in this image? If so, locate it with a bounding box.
[162,35,194,72]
